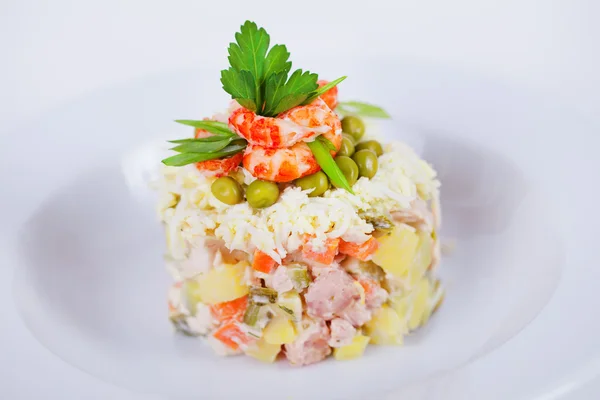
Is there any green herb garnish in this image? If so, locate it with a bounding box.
[162,142,247,167]
[306,139,354,194]
[337,101,391,119]
[174,120,236,136]
[221,21,344,118]
[161,21,358,195]
[303,76,347,105]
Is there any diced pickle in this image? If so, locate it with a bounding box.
[250,287,278,304]
[363,214,394,233]
[286,264,311,291]
[357,260,386,281]
[243,303,262,326]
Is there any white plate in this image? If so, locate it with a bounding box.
[6,58,599,399]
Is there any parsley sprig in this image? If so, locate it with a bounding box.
[221,21,345,118]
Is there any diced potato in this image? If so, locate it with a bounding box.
[278,291,302,323]
[413,231,433,275]
[333,334,371,360]
[195,261,250,305]
[389,292,411,324]
[263,315,297,345]
[364,305,404,345]
[182,278,202,314]
[408,278,431,330]
[245,339,282,363]
[371,225,419,278]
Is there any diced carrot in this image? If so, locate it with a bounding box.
[213,321,252,350]
[209,295,248,322]
[339,237,380,261]
[252,250,277,273]
[302,237,340,265]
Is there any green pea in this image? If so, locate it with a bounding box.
[333,156,359,188]
[355,140,383,156]
[211,177,244,205]
[341,116,365,141]
[246,180,280,208]
[343,133,356,145]
[295,171,329,197]
[337,136,355,157]
[352,150,379,179]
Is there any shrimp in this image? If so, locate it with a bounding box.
[243,141,321,182]
[193,126,243,177]
[317,79,338,111]
[229,98,341,148]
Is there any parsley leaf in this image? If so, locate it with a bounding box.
[221,68,257,111]
[221,21,326,117]
[225,21,270,108]
[262,69,318,116]
[263,44,292,81]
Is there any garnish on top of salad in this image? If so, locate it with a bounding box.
[161,20,389,194]
[156,20,443,366]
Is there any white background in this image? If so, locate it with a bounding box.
[2,0,599,398]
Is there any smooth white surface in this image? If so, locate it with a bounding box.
[9,71,563,397]
[3,59,599,400]
[2,1,599,399]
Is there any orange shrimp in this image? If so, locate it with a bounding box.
[194,126,243,177]
[243,142,321,182]
[317,80,338,110]
[229,98,341,149]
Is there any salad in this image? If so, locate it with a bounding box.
[156,21,443,365]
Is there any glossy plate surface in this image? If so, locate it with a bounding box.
[8,58,597,399]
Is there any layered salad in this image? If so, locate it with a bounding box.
[156,21,444,366]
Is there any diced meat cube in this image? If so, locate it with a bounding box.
[339,300,372,327]
[328,318,357,348]
[284,318,331,366]
[305,269,360,320]
[271,265,294,293]
[358,278,388,309]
